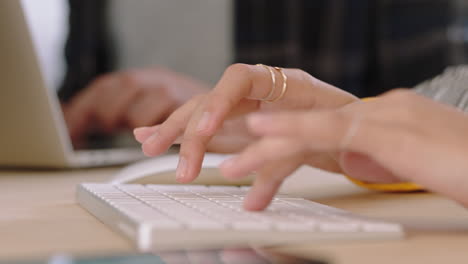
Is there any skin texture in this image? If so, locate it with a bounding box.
[134,63,358,205]
[62,67,209,147]
[134,63,468,211]
[229,90,468,210]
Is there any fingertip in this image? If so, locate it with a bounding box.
[244,187,268,211]
[243,195,269,211]
[175,165,201,184]
[135,125,161,143]
[133,126,150,143]
[141,134,163,156]
[175,156,203,184]
[219,157,238,178]
[244,176,282,212]
[141,143,157,157]
[176,156,188,183]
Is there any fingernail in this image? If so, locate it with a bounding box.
[197,112,212,133]
[143,133,159,146]
[220,157,237,170]
[133,127,148,134]
[176,157,187,181]
[133,127,147,138]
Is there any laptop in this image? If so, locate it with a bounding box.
[0,0,145,168]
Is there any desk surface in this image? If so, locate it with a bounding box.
[1,166,468,264]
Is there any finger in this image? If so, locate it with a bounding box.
[219,138,304,179]
[126,91,176,128]
[175,64,279,183]
[141,96,203,156]
[176,124,207,183]
[205,133,253,153]
[245,109,416,177]
[134,125,160,143]
[192,64,269,136]
[244,158,302,211]
[92,74,140,132]
[303,152,342,173]
[246,110,359,152]
[198,65,357,135]
[63,83,101,140]
[62,103,92,143]
[140,118,254,153]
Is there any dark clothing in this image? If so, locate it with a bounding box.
[58,0,114,102]
[234,0,458,97]
[60,0,460,99]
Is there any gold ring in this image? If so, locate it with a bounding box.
[265,67,288,103]
[256,64,277,101]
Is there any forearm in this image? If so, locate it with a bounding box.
[413,65,468,110]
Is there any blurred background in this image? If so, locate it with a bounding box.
[22,0,233,92]
[22,0,468,97]
[19,0,468,148]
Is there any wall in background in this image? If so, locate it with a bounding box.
[110,0,233,84]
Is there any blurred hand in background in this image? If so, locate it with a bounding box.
[62,67,209,147]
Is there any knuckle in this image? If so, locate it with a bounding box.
[383,90,422,121]
[291,68,310,82]
[225,63,253,78]
[86,75,112,96]
[290,68,307,77]
[119,72,143,92]
[384,89,414,103]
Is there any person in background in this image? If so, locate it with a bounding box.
[57,0,466,147]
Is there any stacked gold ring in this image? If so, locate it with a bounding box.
[256,64,288,103]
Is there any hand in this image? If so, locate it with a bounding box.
[223,89,468,210]
[134,63,358,182]
[62,67,209,146]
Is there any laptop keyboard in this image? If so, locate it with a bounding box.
[77,183,404,250]
[73,148,146,167]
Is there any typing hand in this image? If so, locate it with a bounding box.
[134,63,357,186]
[62,67,208,147]
[224,90,468,210]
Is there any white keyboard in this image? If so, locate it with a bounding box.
[77,183,404,251]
